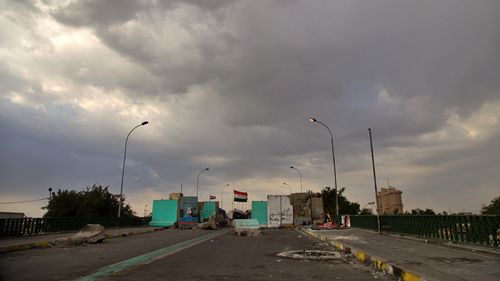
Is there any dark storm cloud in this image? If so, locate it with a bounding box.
[50,0,146,26]
[51,0,500,138]
[51,0,234,27]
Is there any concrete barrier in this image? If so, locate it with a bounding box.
[233,219,262,236]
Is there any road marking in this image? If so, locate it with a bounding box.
[74,229,230,281]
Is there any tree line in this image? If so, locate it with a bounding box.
[321,187,499,215]
[43,184,498,217]
[43,184,135,218]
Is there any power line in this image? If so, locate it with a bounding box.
[0,198,49,204]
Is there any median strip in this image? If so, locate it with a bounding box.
[74,229,230,281]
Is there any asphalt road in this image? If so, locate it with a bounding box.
[0,228,395,281]
[0,229,211,281]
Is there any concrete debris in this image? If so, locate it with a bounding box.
[277,250,343,260]
[193,215,218,230]
[169,192,183,200]
[235,228,262,236]
[50,224,107,247]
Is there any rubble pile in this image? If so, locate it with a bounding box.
[50,224,107,247]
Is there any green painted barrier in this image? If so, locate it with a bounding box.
[251,201,268,226]
[233,219,260,229]
[149,200,178,227]
[200,201,217,222]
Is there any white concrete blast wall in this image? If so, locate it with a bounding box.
[267,195,293,228]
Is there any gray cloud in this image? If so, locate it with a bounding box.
[0,0,499,216]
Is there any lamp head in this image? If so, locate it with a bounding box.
[290,166,294,169]
[309,117,317,122]
[141,121,149,125]
[204,167,210,171]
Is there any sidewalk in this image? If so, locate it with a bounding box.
[301,228,500,281]
[0,226,165,254]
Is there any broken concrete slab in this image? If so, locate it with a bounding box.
[50,224,107,247]
[193,215,218,230]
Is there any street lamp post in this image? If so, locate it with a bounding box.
[368,128,381,234]
[118,121,149,218]
[196,168,209,199]
[48,187,52,201]
[282,182,291,194]
[290,166,303,193]
[221,184,230,210]
[309,117,339,216]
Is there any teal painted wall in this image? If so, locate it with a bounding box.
[149,200,178,227]
[200,201,217,222]
[252,201,268,225]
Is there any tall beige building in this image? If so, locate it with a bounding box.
[377,187,403,214]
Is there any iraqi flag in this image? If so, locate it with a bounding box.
[233,190,248,202]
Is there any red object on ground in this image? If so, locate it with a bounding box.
[319,222,337,229]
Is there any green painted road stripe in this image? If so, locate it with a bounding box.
[74,229,230,281]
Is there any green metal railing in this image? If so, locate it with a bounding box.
[0,217,151,236]
[349,215,379,230]
[347,215,500,247]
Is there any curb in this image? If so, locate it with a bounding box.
[384,232,500,257]
[0,228,165,254]
[0,241,50,254]
[301,229,428,281]
[105,227,165,238]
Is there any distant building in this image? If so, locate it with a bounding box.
[377,187,403,214]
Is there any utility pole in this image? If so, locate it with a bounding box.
[369,128,381,234]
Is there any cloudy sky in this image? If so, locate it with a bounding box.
[1,0,499,217]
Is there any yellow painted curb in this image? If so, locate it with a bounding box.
[301,229,426,281]
[355,250,367,262]
[34,241,49,248]
[7,245,25,252]
[1,229,162,254]
[402,271,422,281]
[373,258,390,272]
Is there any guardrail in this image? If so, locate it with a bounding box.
[339,215,499,247]
[0,217,151,236]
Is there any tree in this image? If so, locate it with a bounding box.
[321,187,360,215]
[43,184,135,218]
[408,208,436,215]
[359,208,373,215]
[481,196,500,214]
